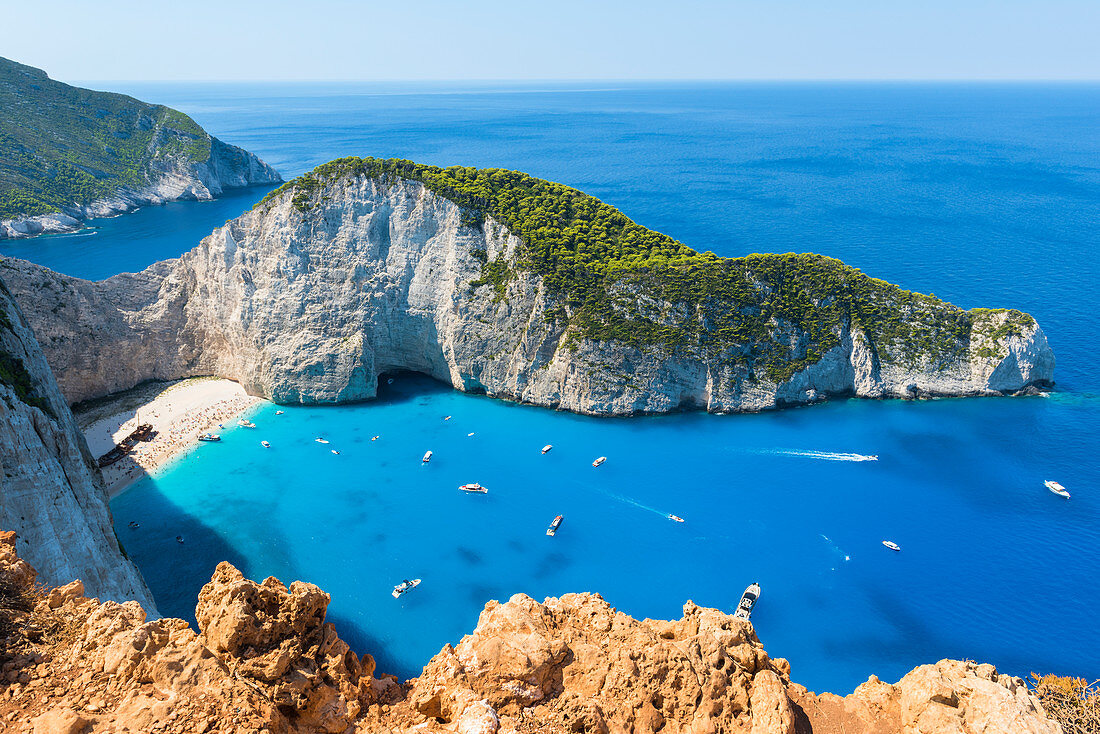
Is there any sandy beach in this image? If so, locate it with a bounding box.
[76,377,263,497]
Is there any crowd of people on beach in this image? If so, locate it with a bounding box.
[98,392,260,493]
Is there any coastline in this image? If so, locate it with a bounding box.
[76,377,263,497]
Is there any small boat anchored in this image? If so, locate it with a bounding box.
[1044,480,1070,498]
[238,419,256,429]
[198,433,221,442]
[392,578,421,598]
[734,583,761,620]
[668,514,684,523]
[592,456,607,467]
[882,540,901,552]
[459,483,487,493]
[422,450,433,463]
[275,410,284,415]
[546,515,564,536]
[315,437,329,444]
[542,444,553,454]
[261,441,271,448]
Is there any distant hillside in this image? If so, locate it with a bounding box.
[0,57,280,238]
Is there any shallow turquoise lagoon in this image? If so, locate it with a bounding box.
[110,375,1099,691]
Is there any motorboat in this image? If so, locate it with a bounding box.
[542,444,553,454]
[392,578,421,598]
[468,432,475,437]
[1045,480,1070,498]
[238,419,256,429]
[331,449,340,455]
[198,433,221,442]
[546,515,564,536]
[261,441,271,448]
[882,540,901,552]
[668,514,684,523]
[592,456,607,467]
[371,435,380,441]
[422,450,433,463]
[459,483,487,493]
[444,415,452,421]
[275,410,284,415]
[734,583,760,620]
[315,437,329,444]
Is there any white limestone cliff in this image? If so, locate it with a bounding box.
[0,281,156,611]
[1,175,1054,414]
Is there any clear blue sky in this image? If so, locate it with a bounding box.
[7,0,1098,81]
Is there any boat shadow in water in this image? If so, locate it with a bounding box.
[110,482,257,629]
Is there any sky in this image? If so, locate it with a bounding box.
[5,0,1099,82]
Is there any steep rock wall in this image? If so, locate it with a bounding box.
[1,175,1054,414]
[0,283,155,610]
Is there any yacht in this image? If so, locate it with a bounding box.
[422,450,433,463]
[592,456,607,467]
[541,444,553,454]
[546,515,564,536]
[668,514,684,523]
[261,441,271,448]
[1044,480,1070,498]
[882,540,901,552]
[238,419,256,429]
[331,449,340,455]
[198,433,221,442]
[392,578,421,598]
[734,583,760,620]
[315,437,329,444]
[459,483,487,493]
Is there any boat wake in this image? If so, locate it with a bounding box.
[761,449,879,462]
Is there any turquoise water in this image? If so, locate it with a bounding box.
[12,82,1099,691]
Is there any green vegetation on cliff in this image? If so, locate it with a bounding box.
[259,157,1036,381]
[0,57,213,220]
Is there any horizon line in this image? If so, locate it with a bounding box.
[71,77,1100,85]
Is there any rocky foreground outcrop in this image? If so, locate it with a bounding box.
[0,533,1061,733]
[0,282,154,610]
[0,164,1055,414]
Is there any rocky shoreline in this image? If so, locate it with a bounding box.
[0,531,1063,733]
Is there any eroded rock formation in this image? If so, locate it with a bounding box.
[2,171,1054,414]
[0,532,1062,733]
[0,282,154,610]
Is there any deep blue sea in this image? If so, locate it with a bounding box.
[6,82,1098,693]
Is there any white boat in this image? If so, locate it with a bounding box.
[468,432,475,437]
[459,483,487,493]
[546,515,564,536]
[371,435,380,441]
[734,583,760,620]
[197,433,221,442]
[443,415,452,421]
[261,441,270,448]
[1045,480,1070,498]
[315,437,329,444]
[238,419,256,429]
[541,444,553,454]
[331,449,340,455]
[668,514,684,523]
[392,578,421,598]
[592,456,607,467]
[275,410,284,415]
[882,540,901,552]
[422,450,433,463]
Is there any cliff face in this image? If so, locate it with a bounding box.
[0,284,155,610]
[0,56,281,240]
[0,533,1061,733]
[1,172,1054,414]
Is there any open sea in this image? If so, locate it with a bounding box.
[5,82,1098,693]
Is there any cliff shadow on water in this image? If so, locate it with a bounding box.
[109,480,255,628]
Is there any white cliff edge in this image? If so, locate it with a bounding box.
[0,138,281,241]
[1,174,1054,414]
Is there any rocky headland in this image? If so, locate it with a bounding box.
[0,158,1054,414]
[0,532,1064,733]
[0,56,282,240]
